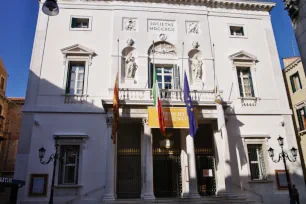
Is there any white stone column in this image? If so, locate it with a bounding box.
[216,104,232,193]
[142,118,155,200]
[186,134,200,198]
[103,117,116,201]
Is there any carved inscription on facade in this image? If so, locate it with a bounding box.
[148,20,176,32]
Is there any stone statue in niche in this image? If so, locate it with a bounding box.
[125,52,137,78]
[191,56,203,80]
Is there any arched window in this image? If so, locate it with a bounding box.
[147,41,179,89]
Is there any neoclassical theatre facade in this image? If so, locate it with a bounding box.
[15,0,305,203]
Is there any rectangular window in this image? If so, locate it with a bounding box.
[237,67,255,97]
[0,76,5,91]
[297,107,306,131]
[247,144,266,180]
[66,62,85,95]
[58,145,80,185]
[230,26,244,36]
[71,17,89,29]
[290,72,302,93]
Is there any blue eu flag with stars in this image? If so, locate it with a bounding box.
[184,72,198,137]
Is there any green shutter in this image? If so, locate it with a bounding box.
[248,69,255,97]
[71,18,77,28]
[66,62,71,94]
[237,70,243,97]
[290,75,296,93]
[297,73,302,89]
[297,109,305,130]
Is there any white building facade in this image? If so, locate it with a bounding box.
[15,0,306,203]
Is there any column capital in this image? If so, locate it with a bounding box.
[106,117,113,128]
[142,118,148,126]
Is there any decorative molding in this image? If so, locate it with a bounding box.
[123,18,137,31]
[283,58,302,73]
[84,0,275,12]
[106,117,113,128]
[229,50,257,62]
[299,130,306,137]
[151,42,176,56]
[159,33,167,41]
[192,41,199,49]
[186,22,199,34]
[61,44,95,66]
[126,38,134,46]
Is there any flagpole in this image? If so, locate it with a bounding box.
[152,41,155,80]
[182,42,184,83]
[212,43,216,97]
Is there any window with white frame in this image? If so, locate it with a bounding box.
[229,26,245,36]
[65,62,85,95]
[237,67,255,97]
[70,16,92,30]
[247,144,267,180]
[150,64,180,89]
[58,145,80,185]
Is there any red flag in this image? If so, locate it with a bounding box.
[153,67,165,136]
[112,74,119,144]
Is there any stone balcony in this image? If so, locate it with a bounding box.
[111,88,221,105]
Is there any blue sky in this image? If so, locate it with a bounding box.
[0,0,299,97]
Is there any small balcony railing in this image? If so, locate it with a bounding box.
[117,88,218,103]
[64,94,88,104]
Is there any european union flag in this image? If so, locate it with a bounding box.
[184,72,198,137]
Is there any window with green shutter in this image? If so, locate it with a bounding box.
[237,67,255,97]
[247,144,267,180]
[297,108,306,131]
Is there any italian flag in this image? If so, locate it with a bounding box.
[153,68,165,136]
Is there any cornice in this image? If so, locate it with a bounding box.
[71,0,275,12]
[283,58,302,73]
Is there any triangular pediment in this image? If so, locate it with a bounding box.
[61,44,95,55]
[229,50,257,61]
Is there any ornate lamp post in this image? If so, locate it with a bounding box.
[267,136,298,199]
[38,136,61,204]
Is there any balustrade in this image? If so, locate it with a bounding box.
[116,88,218,103]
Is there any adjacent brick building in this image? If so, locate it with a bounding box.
[0,58,24,177]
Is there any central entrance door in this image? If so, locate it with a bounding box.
[152,129,182,197]
[117,122,141,199]
[194,124,216,196]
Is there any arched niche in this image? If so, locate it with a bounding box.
[188,49,203,84]
[121,47,137,82]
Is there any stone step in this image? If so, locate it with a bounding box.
[102,197,257,204]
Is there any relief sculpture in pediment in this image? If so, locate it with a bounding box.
[152,43,176,55]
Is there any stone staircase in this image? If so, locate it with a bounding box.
[102,194,257,204]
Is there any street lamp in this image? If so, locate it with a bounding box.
[268,136,298,200]
[38,136,61,204]
[42,0,59,16]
